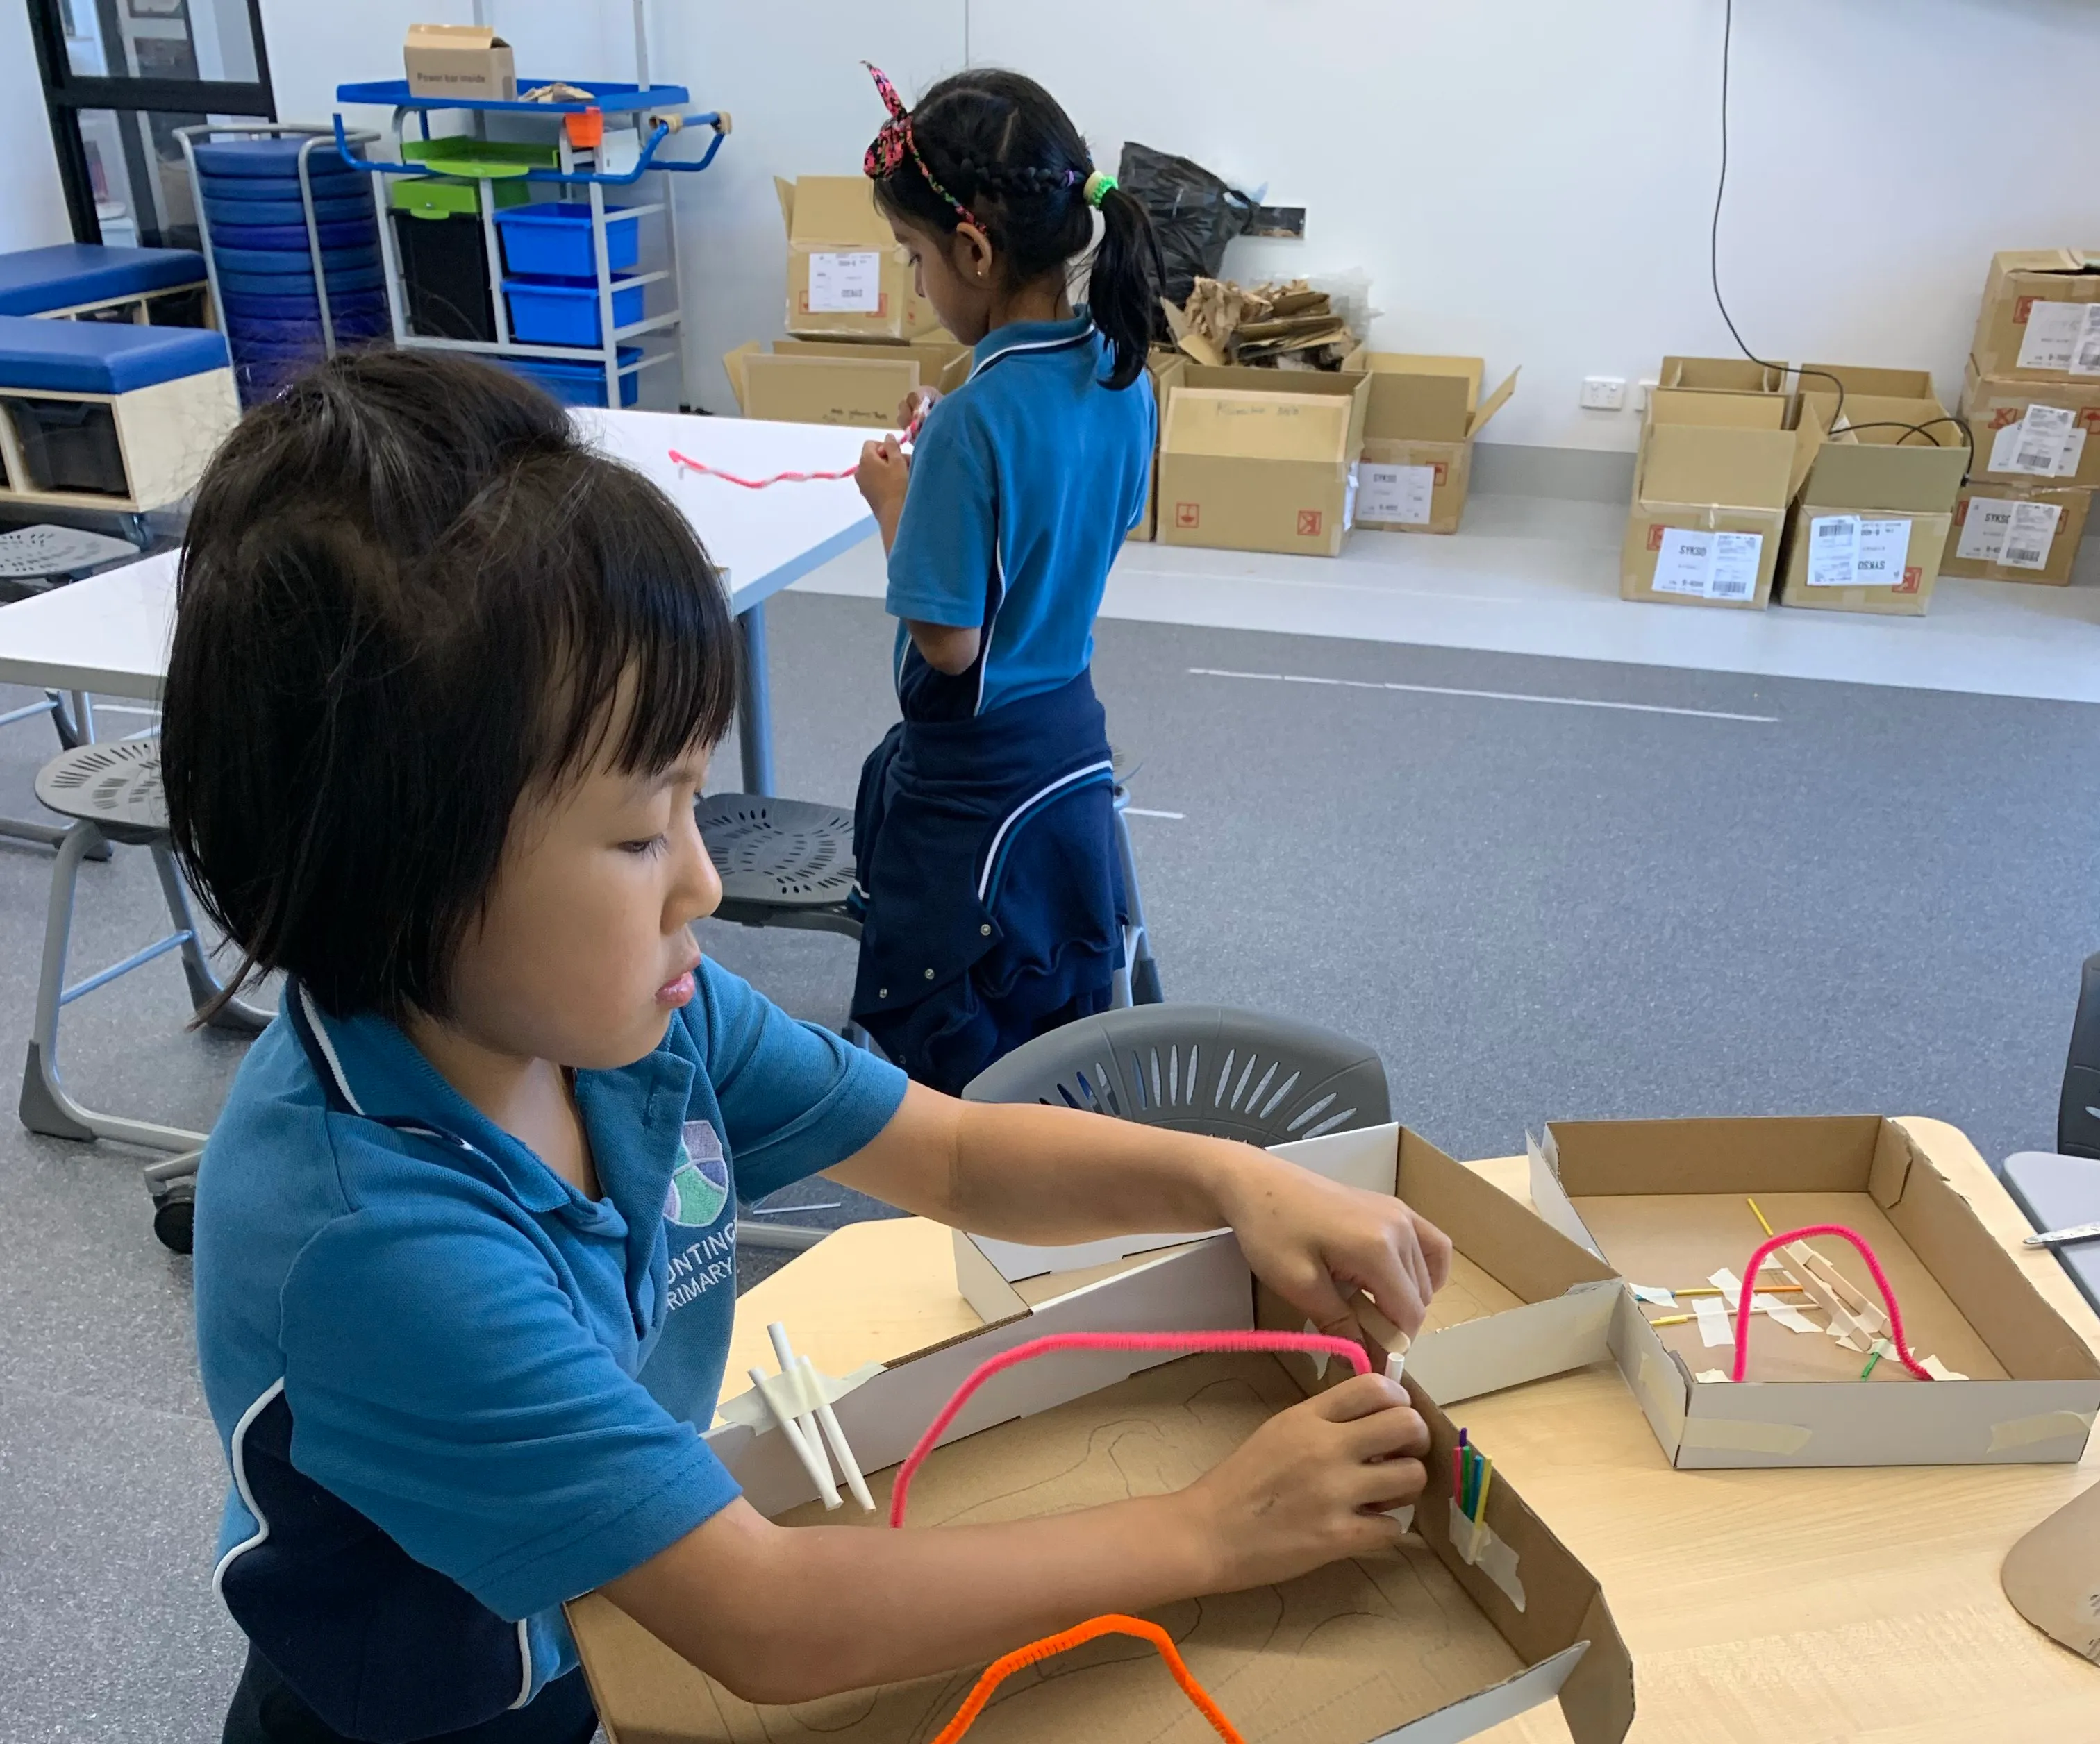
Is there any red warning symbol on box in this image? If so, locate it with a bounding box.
[1297,509,1323,537]
[1895,566,1922,594]
[1174,502,1200,529]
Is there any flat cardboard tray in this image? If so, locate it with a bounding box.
[570,1236,1633,1744]
[960,1123,1621,1409]
[1528,1116,2100,1469]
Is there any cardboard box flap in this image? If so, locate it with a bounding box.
[1362,353,1479,442]
[405,22,508,51]
[1662,355,1785,394]
[1163,387,1353,463]
[1647,387,1788,430]
[1804,395,1969,512]
[785,176,892,246]
[1542,1116,1888,1198]
[1638,424,1797,511]
[774,175,797,232]
[1994,249,2100,279]
[1469,367,1519,440]
[1799,362,1935,401]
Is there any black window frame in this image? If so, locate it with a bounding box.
[26,0,278,246]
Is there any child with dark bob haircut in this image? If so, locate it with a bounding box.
[166,349,1450,1744]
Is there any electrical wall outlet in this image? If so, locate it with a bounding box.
[1579,376,1627,411]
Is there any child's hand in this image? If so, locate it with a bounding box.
[898,386,942,438]
[856,435,911,521]
[1181,1372,1427,1588]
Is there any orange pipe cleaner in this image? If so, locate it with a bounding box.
[927,1613,1245,1744]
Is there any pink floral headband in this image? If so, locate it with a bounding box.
[861,62,979,228]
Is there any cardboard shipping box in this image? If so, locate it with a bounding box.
[1157,364,1371,557]
[960,1122,1622,1408]
[1126,348,1186,542]
[1969,249,2100,381]
[1620,390,1811,609]
[1960,358,2100,490]
[1353,354,1519,535]
[722,337,970,428]
[777,176,943,343]
[402,24,515,101]
[1942,482,2094,585]
[571,1237,1635,1744]
[1529,1116,2100,1469]
[1775,392,1967,617]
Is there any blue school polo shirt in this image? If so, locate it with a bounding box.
[886,312,1153,719]
[192,962,906,1743]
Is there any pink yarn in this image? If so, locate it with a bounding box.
[888,1330,1374,1528]
[1730,1223,1933,1383]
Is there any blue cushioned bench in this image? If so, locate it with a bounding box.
[0,312,238,510]
[0,244,211,319]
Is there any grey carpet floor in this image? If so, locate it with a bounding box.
[0,589,2094,1737]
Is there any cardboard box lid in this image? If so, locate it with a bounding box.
[1360,353,1519,443]
[1637,421,1798,512]
[778,175,894,247]
[1661,355,1785,394]
[1803,394,1969,512]
[1163,385,1357,464]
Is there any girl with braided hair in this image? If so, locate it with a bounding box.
[850,65,1164,1092]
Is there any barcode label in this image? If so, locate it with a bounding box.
[1358,462,1436,526]
[2017,301,2091,371]
[807,251,883,312]
[1653,527,1765,600]
[2076,306,2100,377]
[2003,501,2064,569]
[1806,514,1859,587]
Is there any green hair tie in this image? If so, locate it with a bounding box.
[1082,170,1117,208]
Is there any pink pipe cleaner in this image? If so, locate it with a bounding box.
[1731,1223,1933,1383]
[668,448,858,489]
[888,1330,1374,1528]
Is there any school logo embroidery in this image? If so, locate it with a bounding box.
[662,1120,729,1227]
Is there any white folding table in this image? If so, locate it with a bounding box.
[0,410,878,794]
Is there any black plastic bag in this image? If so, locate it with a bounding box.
[1115,141,1256,317]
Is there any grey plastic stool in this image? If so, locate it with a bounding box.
[961,1003,1388,1147]
[22,739,271,1175]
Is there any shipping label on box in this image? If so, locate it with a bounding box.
[1962,361,2100,488]
[805,251,884,315]
[1649,527,1764,601]
[2017,302,2100,376]
[1805,514,1910,587]
[1778,505,1947,616]
[1360,461,1438,526]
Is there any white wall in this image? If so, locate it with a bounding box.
[0,2,72,254]
[253,0,2100,450]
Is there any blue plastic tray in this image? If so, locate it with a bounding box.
[496,345,643,408]
[197,168,360,204]
[493,202,639,279]
[223,310,385,342]
[211,221,376,252]
[217,265,384,296]
[336,79,689,116]
[214,244,379,275]
[203,192,372,227]
[503,275,643,346]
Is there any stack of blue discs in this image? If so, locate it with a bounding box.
[196,138,388,401]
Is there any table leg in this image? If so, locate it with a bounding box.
[737,601,776,798]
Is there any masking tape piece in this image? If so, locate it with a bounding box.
[1447,1498,1526,1611]
[1678,1415,1814,1455]
[1708,1268,1743,1297]
[1385,1502,1416,1530]
[1694,1369,1730,1383]
[1694,1298,1733,1347]
[717,1360,883,1432]
[1631,1284,1676,1306]
[1922,1355,1968,1382]
[1988,1409,2094,1454]
[1635,1349,1687,1429]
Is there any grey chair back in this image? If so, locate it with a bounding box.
[962,1004,1389,1147]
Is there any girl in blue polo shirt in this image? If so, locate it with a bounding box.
[850,67,1160,1093]
[162,350,1447,1743]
